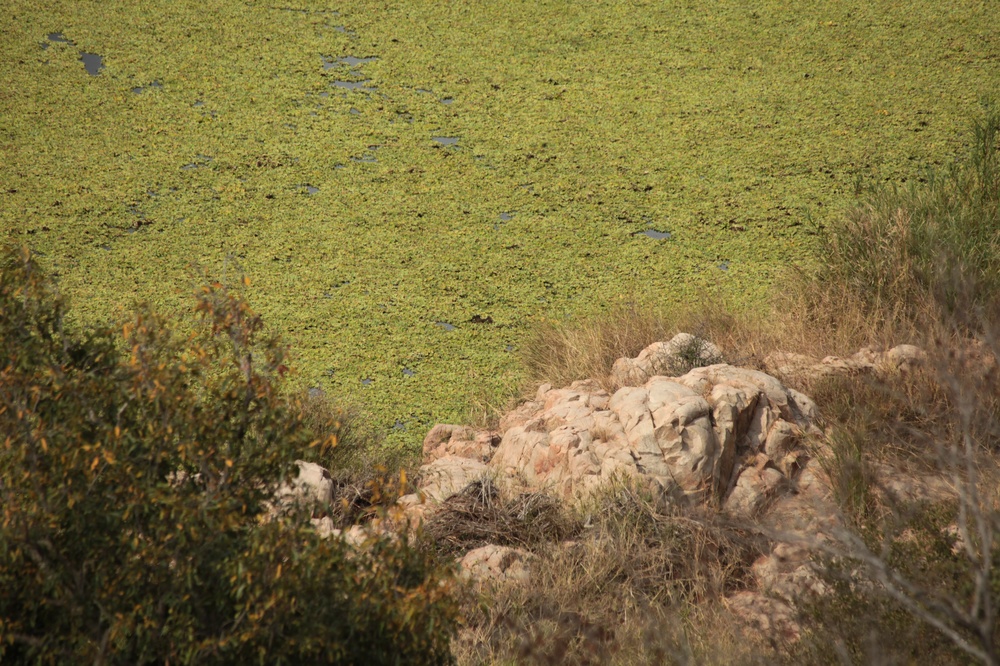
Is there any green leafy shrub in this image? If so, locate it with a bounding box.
[0,246,459,665]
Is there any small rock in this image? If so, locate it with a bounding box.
[459,544,533,584]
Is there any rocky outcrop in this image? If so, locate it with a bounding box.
[293,336,957,646]
[726,591,801,644]
[414,455,490,503]
[763,344,927,382]
[487,361,816,506]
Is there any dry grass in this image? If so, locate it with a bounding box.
[450,480,771,665]
[421,477,579,556]
[520,303,673,390]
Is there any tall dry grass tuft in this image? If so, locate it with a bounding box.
[521,304,672,390]
[774,99,1000,355]
[780,102,1000,664]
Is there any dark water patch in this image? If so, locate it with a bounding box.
[402,367,415,377]
[193,100,204,107]
[132,81,163,94]
[361,377,373,386]
[181,154,213,170]
[304,185,319,194]
[415,88,432,94]
[441,97,454,105]
[505,344,515,352]
[350,146,379,163]
[469,314,493,324]
[308,386,324,398]
[80,52,104,76]
[319,91,329,98]
[332,79,375,92]
[635,228,671,240]
[101,244,112,251]
[349,107,360,115]
[499,212,514,222]
[48,32,71,43]
[432,136,459,147]
[334,163,346,169]
[393,420,406,431]
[435,321,456,331]
[718,261,730,271]
[339,55,377,67]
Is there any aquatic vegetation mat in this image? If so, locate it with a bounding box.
[3,0,998,449]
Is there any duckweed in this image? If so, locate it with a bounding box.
[3,0,998,449]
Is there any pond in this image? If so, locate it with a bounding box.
[6,3,996,449]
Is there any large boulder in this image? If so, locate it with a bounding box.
[489,348,817,505]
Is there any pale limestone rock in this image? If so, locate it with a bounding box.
[459,545,533,584]
[273,460,334,513]
[878,464,955,504]
[752,542,829,603]
[786,388,819,425]
[422,423,499,462]
[764,420,800,459]
[725,461,788,517]
[309,520,370,547]
[499,399,543,434]
[491,353,817,504]
[417,455,489,503]
[608,333,723,387]
[609,378,718,498]
[764,462,840,535]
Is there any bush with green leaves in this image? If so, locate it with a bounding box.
[0,246,459,665]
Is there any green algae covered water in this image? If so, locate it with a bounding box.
[3,1,998,449]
